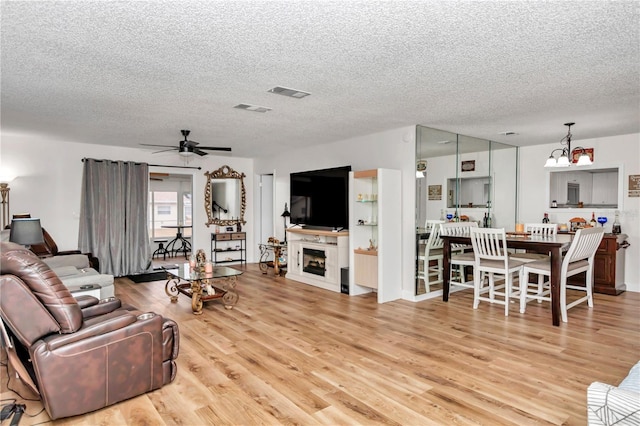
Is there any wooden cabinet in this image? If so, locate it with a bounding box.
[211,232,246,265]
[354,249,378,289]
[569,234,628,295]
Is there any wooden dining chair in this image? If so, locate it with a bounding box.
[519,227,604,322]
[424,219,445,231]
[440,222,478,292]
[417,224,444,292]
[510,223,558,262]
[510,223,558,302]
[470,227,527,316]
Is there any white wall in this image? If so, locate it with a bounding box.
[0,133,255,267]
[519,133,640,292]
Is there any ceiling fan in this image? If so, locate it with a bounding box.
[141,130,231,157]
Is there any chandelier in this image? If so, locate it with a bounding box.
[544,122,593,167]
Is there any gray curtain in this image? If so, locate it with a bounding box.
[78,159,150,276]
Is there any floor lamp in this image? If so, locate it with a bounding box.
[281,203,291,243]
[0,178,12,229]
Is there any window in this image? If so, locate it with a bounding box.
[148,181,192,239]
[157,205,171,215]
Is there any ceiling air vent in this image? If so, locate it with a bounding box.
[268,86,311,99]
[233,104,272,113]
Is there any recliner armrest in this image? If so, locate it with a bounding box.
[75,295,100,309]
[80,297,122,319]
[45,311,137,350]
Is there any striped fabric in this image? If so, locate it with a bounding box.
[588,362,640,425]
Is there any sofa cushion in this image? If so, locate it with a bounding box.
[587,361,640,425]
[51,266,81,278]
[619,361,640,393]
[60,269,113,288]
[42,254,90,269]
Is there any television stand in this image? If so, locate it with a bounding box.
[286,228,349,292]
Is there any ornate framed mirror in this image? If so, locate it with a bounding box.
[204,165,246,227]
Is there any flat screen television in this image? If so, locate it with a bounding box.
[290,166,351,230]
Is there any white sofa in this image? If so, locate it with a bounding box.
[588,361,640,425]
[42,254,114,299]
[1,229,114,298]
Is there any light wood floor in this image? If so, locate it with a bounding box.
[3,263,639,425]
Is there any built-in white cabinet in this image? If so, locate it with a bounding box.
[349,169,402,303]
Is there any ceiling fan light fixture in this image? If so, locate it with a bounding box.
[140,129,231,156]
[179,146,193,157]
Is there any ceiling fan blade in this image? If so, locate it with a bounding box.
[193,148,208,156]
[140,143,175,148]
[152,148,179,154]
[184,140,199,147]
[197,146,232,152]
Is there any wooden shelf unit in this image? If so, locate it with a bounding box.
[211,232,246,265]
[349,168,402,303]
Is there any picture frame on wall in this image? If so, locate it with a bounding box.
[461,160,475,172]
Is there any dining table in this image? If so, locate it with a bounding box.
[162,224,193,258]
[441,232,574,326]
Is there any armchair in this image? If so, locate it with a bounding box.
[0,242,179,420]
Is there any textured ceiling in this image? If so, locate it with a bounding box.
[1,1,639,159]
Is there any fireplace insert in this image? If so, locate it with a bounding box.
[303,248,326,276]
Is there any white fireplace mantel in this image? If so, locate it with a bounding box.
[286,228,349,292]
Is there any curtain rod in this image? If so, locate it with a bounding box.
[81,158,202,170]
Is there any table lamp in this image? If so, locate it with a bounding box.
[9,218,44,249]
[281,203,291,243]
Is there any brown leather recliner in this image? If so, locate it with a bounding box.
[0,242,179,420]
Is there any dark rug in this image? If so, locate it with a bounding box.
[127,268,175,283]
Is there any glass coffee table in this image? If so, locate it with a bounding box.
[164,263,241,315]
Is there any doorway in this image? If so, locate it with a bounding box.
[149,172,194,267]
[258,174,274,245]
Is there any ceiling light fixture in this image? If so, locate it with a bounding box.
[233,104,272,113]
[544,122,592,168]
[268,86,311,99]
[178,145,194,157]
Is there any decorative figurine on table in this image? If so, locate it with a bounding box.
[368,239,377,251]
[195,249,207,269]
[267,236,280,245]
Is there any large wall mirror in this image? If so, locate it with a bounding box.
[548,167,620,209]
[415,125,518,296]
[205,165,246,227]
